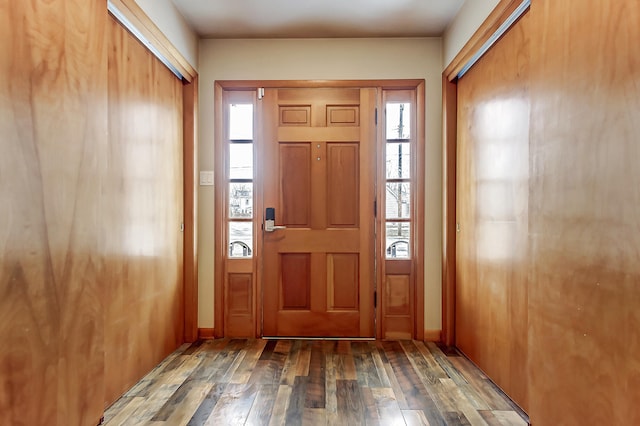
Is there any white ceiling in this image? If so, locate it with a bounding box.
[172,0,466,39]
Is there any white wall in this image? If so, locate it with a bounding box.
[443,0,500,67]
[134,0,199,70]
[197,38,444,332]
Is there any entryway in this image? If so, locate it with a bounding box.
[214,80,425,340]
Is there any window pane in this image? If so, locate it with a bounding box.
[229,222,253,258]
[229,104,253,140]
[386,142,410,179]
[386,222,410,259]
[385,182,411,219]
[229,143,253,180]
[229,183,253,219]
[386,103,411,139]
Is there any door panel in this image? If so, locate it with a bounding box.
[327,253,359,310]
[280,253,311,309]
[105,15,185,406]
[262,87,376,337]
[280,143,312,226]
[327,143,359,226]
[455,13,530,409]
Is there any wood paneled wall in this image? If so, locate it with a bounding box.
[451,0,640,423]
[527,0,640,424]
[0,0,107,424]
[104,15,184,406]
[455,12,530,410]
[1,2,187,422]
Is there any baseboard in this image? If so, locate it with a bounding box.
[424,329,442,342]
[198,328,215,339]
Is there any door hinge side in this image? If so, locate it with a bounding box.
[375,107,378,125]
[258,87,265,100]
[373,199,377,217]
[374,291,377,308]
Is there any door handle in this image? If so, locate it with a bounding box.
[265,207,286,232]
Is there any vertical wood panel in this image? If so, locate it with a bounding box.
[327,254,359,310]
[225,273,254,337]
[382,274,413,340]
[528,1,640,424]
[327,143,359,227]
[0,0,107,424]
[104,15,184,407]
[357,88,377,338]
[213,84,225,338]
[1,1,192,421]
[385,275,411,316]
[183,76,199,343]
[280,144,311,226]
[450,2,640,423]
[228,274,253,313]
[455,12,530,410]
[442,76,457,347]
[281,254,311,310]
[413,82,425,342]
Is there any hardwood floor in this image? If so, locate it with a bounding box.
[103,339,528,425]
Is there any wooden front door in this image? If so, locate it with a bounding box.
[261,87,376,337]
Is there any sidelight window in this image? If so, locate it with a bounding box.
[227,103,254,258]
[384,102,412,259]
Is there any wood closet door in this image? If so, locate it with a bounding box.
[262,88,376,337]
[455,12,530,410]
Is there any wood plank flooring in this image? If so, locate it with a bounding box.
[103,339,529,426]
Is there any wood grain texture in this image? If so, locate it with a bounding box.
[183,76,199,343]
[0,0,107,424]
[527,0,640,424]
[455,11,530,411]
[1,2,192,422]
[262,88,376,338]
[104,15,184,407]
[441,75,457,347]
[213,83,226,338]
[104,339,528,425]
[327,254,359,310]
[280,144,312,226]
[326,143,359,226]
[383,275,413,340]
[448,1,640,423]
[413,82,425,342]
[225,273,253,339]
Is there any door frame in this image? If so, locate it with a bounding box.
[214,79,425,339]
